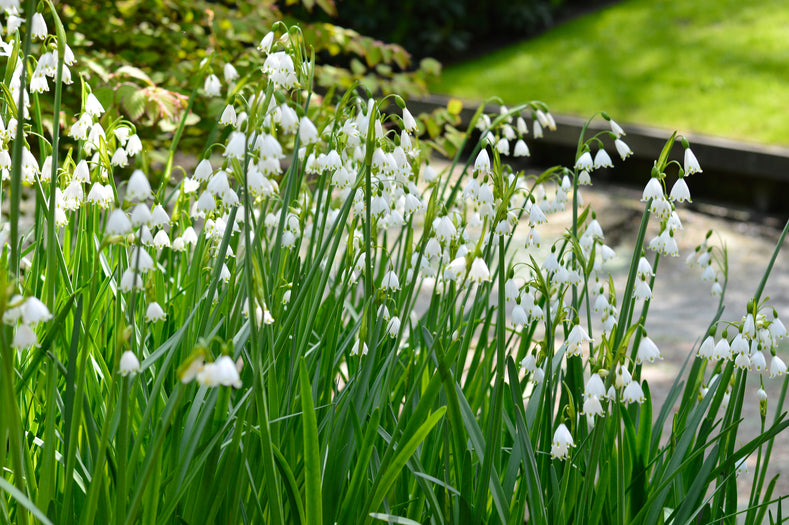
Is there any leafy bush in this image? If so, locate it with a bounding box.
[1,2,788,525]
[52,0,438,154]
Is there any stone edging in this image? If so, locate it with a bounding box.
[407,94,789,212]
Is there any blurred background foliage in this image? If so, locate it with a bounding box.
[53,0,441,156]
[49,0,601,158]
[291,0,608,62]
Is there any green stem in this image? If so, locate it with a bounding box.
[9,0,36,280]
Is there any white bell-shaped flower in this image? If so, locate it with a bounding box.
[550,424,574,460]
[126,170,152,202]
[636,336,663,364]
[119,351,141,376]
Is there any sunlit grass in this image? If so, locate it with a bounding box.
[433,0,789,145]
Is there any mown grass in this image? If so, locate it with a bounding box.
[432,0,789,145]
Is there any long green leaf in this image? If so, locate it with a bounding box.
[364,407,446,524]
[0,478,52,525]
[299,360,323,525]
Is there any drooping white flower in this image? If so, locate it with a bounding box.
[224,132,247,160]
[126,170,152,202]
[636,336,663,364]
[697,336,715,359]
[6,14,22,35]
[743,314,756,340]
[61,180,83,210]
[641,177,663,201]
[622,381,646,404]
[31,12,47,40]
[119,351,141,376]
[474,149,490,174]
[85,93,105,118]
[550,424,574,460]
[512,305,528,329]
[219,104,237,127]
[298,116,319,145]
[386,316,400,338]
[257,31,275,54]
[351,339,368,357]
[434,216,457,245]
[520,354,537,373]
[585,373,607,400]
[193,158,213,182]
[594,148,613,169]
[403,193,424,216]
[513,139,530,157]
[684,147,702,175]
[150,205,170,229]
[30,72,48,94]
[614,138,632,160]
[730,333,749,356]
[196,191,217,215]
[22,297,51,325]
[145,302,166,322]
[106,209,132,236]
[713,338,731,361]
[735,457,748,477]
[381,270,400,292]
[583,395,604,418]
[528,203,547,227]
[130,203,152,227]
[610,119,625,137]
[770,355,787,378]
[615,364,633,389]
[204,74,221,97]
[402,108,417,132]
[12,324,38,349]
[542,252,561,273]
[575,151,593,171]
[468,257,491,284]
[734,352,751,370]
[769,317,787,340]
[633,279,652,301]
[526,226,540,248]
[207,170,230,197]
[111,147,129,167]
[125,134,143,156]
[263,51,298,90]
[223,63,239,84]
[566,324,592,357]
[129,247,155,273]
[422,164,437,184]
[533,119,543,138]
[197,355,241,388]
[750,350,767,372]
[153,230,170,250]
[669,177,691,203]
[444,257,467,282]
[119,268,143,292]
[495,137,510,156]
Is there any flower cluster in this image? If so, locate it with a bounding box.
[3,295,51,349]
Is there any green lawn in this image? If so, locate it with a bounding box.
[432,0,789,145]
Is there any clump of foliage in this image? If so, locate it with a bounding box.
[0,2,788,525]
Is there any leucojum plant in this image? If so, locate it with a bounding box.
[0,1,788,524]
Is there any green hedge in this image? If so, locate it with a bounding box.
[293,0,609,61]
